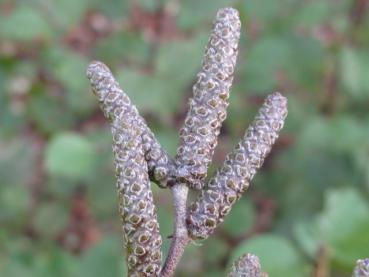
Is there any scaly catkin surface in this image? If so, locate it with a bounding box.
[175,7,241,190]
[87,61,174,188]
[87,62,162,276]
[353,259,369,277]
[187,92,288,239]
[228,253,262,277]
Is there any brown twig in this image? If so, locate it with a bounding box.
[161,183,190,277]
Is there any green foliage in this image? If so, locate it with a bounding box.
[78,236,126,277]
[223,199,254,237]
[0,3,53,41]
[45,133,97,179]
[295,188,369,270]
[230,234,311,276]
[341,47,369,100]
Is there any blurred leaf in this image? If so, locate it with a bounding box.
[0,138,37,187]
[33,0,91,32]
[178,0,237,30]
[118,33,207,118]
[93,31,150,67]
[155,129,179,157]
[239,0,279,22]
[0,3,53,41]
[295,188,369,268]
[223,199,254,237]
[293,220,321,259]
[0,185,31,225]
[92,0,129,18]
[0,259,34,277]
[27,89,74,134]
[138,0,160,11]
[202,237,229,265]
[45,132,98,179]
[43,48,95,116]
[287,35,325,89]
[340,47,369,100]
[317,188,369,266]
[239,36,293,93]
[297,116,369,154]
[295,1,331,26]
[32,247,80,277]
[0,138,35,224]
[78,236,126,277]
[33,202,67,237]
[230,234,310,277]
[116,69,172,117]
[116,34,208,118]
[176,243,203,275]
[294,0,349,31]
[155,33,206,87]
[156,194,173,255]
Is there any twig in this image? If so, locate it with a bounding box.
[161,183,190,277]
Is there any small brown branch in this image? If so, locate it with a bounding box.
[161,183,190,277]
[313,244,329,277]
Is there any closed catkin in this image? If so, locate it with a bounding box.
[87,61,174,188]
[187,92,288,239]
[228,253,262,277]
[87,62,162,276]
[175,7,241,190]
[114,120,162,276]
[353,259,369,277]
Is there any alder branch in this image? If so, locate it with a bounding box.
[87,6,290,277]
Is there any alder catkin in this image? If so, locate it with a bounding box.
[186,92,288,239]
[175,7,241,190]
[113,120,162,276]
[353,259,369,277]
[228,253,262,277]
[87,61,175,188]
[87,62,163,276]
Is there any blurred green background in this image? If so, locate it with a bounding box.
[1,0,369,276]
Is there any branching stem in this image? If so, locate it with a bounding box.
[161,183,190,277]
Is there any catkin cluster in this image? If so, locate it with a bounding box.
[228,253,262,277]
[175,7,241,190]
[87,6,289,277]
[87,61,174,188]
[186,93,288,239]
[353,259,369,277]
[87,62,162,276]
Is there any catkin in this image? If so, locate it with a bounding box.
[175,7,241,190]
[353,259,369,277]
[228,253,262,277]
[113,120,162,276]
[87,62,162,276]
[87,61,175,188]
[186,92,288,239]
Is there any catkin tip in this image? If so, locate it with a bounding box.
[269,91,287,105]
[228,253,262,277]
[217,7,240,19]
[86,61,109,79]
